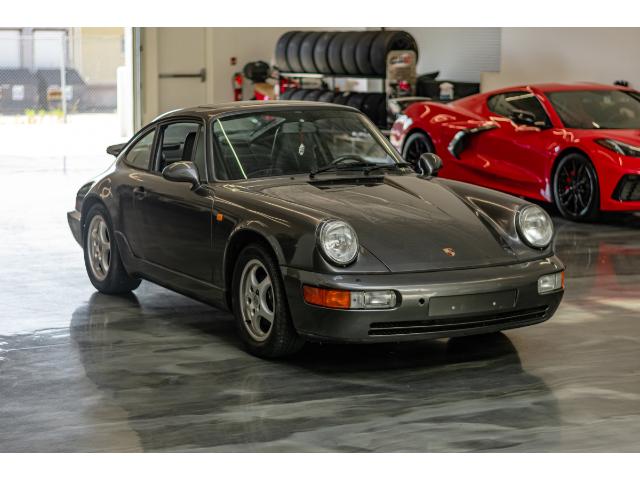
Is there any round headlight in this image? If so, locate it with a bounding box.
[318,220,359,266]
[517,205,554,248]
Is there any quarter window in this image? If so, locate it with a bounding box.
[487,92,551,128]
[124,129,156,170]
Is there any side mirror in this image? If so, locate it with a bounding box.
[417,153,443,177]
[509,109,537,126]
[106,143,126,157]
[162,161,200,189]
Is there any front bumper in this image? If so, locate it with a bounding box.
[67,210,82,246]
[282,256,564,343]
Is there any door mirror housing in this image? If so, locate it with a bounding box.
[106,143,126,157]
[417,153,443,177]
[509,109,537,126]
[162,161,201,189]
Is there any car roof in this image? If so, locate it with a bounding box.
[152,100,360,122]
[496,82,634,93]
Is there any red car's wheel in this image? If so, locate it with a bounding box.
[552,153,600,221]
[402,131,434,166]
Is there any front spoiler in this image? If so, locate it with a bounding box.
[282,256,564,343]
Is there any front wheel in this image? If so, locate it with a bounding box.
[402,131,434,166]
[83,203,141,294]
[552,153,600,221]
[232,244,304,358]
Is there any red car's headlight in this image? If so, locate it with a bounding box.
[595,138,640,157]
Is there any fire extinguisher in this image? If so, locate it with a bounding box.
[232,72,243,101]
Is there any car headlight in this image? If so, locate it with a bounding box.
[595,138,640,157]
[517,205,554,249]
[317,219,359,266]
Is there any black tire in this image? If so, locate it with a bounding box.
[402,131,434,166]
[313,32,336,75]
[360,93,385,126]
[83,203,141,294]
[341,32,361,75]
[317,90,337,103]
[289,88,309,100]
[286,31,309,73]
[370,30,418,76]
[303,89,324,101]
[355,31,378,75]
[243,61,270,83]
[332,92,350,105]
[552,153,600,221]
[232,243,304,358]
[300,31,321,73]
[346,91,367,111]
[280,88,297,100]
[275,31,297,71]
[327,32,350,74]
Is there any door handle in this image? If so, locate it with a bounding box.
[133,186,146,199]
[158,68,206,83]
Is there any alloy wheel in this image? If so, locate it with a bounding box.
[87,215,111,281]
[239,259,275,342]
[404,134,432,163]
[556,156,596,218]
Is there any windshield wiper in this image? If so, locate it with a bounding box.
[363,162,413,175]
[309,156,372,178]
[309,156,411,178]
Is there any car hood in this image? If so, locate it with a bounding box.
[576,128,640,145]
[247,174,526,273]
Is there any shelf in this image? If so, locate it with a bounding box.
[279,72,385,80]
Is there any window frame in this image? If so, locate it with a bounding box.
[151,116,208,181]
[121,125,159,171]
[487,91,553,129]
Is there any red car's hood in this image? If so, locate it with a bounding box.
[573,128,640,146]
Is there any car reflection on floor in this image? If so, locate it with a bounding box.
[64,292,559,452]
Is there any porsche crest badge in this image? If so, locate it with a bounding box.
[442,247,456,257]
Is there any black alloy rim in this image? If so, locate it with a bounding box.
[556,157,594,217]
[405,136,431,163]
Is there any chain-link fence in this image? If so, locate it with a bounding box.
[0,29,124,120]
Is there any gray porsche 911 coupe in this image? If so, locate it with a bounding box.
[68,101,564,358]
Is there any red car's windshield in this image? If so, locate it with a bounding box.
[547,90,640,129]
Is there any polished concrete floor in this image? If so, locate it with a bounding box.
[1,155,640,452]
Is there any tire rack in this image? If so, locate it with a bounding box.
[279,51,417,134]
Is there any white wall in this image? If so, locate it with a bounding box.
[482,28,640,91]
[404,28,501,82]
[140,27,367,123]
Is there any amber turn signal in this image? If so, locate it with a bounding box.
[303,286,351,309]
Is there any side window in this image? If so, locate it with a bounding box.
[156,122,202,175]
[124,129,156,169]
[487,92,551,127]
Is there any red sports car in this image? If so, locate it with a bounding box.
[390,83,640,221]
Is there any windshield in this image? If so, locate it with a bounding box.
[212,109,400,180]
[547,90,640,129]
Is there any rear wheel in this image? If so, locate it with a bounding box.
[552,153,600,221]
[232,244,304,358]
[83,203,141,294]
[402,131,434,166]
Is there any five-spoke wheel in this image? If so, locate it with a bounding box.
[87,215,111,281]
[83,203,141,294]
[232,243,304,358]
[240,259,275,342]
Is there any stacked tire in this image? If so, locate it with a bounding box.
[275,30,418,76]
[279,88,387,127]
